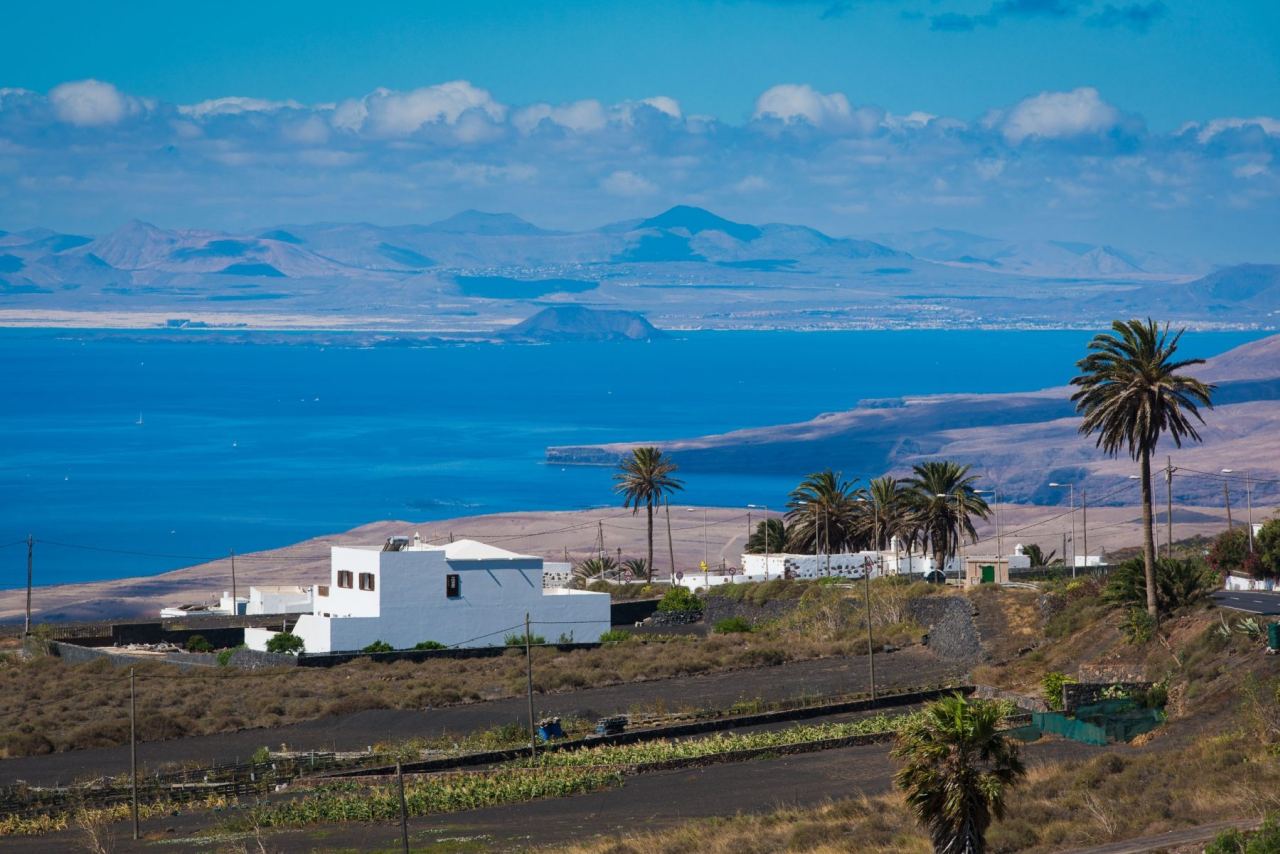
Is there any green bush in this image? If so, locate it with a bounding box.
[215,644,245,667]
[504,632,547,647]
[1206,814,1280,854]
[250,746,272,765]
[656,586,703,615]
[713,616,753,634]
[1122,608,1157,644]
[1041,671,1077,711]
[413,640,446,650]
[598,629,631,644]
[362,640,395,653]
[265,632,305,655]
[184,634,213,653]
[1104,557,1218,616]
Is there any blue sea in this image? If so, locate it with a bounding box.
[0,328,1266,585]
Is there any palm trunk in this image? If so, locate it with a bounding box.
[645,501,654,583]
[1140,449,1158,618]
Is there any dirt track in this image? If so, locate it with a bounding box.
[0,647,962,786]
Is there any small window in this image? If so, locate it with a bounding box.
[446,574,461,598]
[358,572,376,592]
[336,570,353,589]
[317,585,329,597]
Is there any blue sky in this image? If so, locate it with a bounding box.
[2,0,1278,260]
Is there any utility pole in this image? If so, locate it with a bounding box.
[24,534,33,636]
[130,668,139,840]
[1246,471,1255,553]
[1166,456,1174,560]
[229,549,237,616]
[524,613,536,760]
[396,760,410,854]
[863,558,876,702]
[664,498,676,582]
[1224,481,1233,530]
[1081,489,1088,573]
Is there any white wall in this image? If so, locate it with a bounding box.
[1225,574,1275,592]
[248,586,313,615]
[247,544,610,653]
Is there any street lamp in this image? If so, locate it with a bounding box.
[747,504,770,579]
[975,489,1000,559]
[1049,482,1077,578]
[936,492,963,579]
[687,507,709,589]
[1222,469,1255,552]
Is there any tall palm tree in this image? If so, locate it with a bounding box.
[744,518,789,554]
[1070,319,1215,618]
[1022,544,1056,568]
[893,693,1026,854]
[613,447,683,582]
[865,475,912,551]
[785,469,865,554]
[905,461,991,573]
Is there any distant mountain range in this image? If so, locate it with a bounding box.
[1,206,1276,330]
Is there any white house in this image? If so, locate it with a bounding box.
[244,536,610,654]
[160,586,312,619]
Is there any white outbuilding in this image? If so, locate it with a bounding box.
[245,536,610,654]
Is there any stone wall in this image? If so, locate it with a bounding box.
[1063,681,1152,713]
[908,596,981,662]
[703,595,802,627]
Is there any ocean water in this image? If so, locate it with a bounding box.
[0,328,1265,585]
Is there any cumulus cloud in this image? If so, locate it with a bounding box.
[1000,87,1121,143]
[179,96,305,119]
[48,79,140,126]
[3,78,1278,260]
[753,84,851,127]
[334,81,505,136]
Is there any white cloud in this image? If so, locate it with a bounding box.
[513,99,608,134]
[753,84,851,127]
[1189,116,1280,144]
[49,79,138,127]
[601,170,658,196]
[335,81,505,136]
[733,174,769,193]
[639,96,681,119]
[1001,87,1120,143]
[179,96,305,119]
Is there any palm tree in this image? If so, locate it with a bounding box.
[785,469,865,554]
[906,461,991,574]
[620,557,649,583]
[865,475,912,551]
[893,693,1026,854]
[744,518,789,554]
[1070,319,1215,618]
[1022,544,1056,568]
[614,447,683,583]
[573,555,617,585]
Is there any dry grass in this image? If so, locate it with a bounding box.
[557,794,930,854]
[0,631,886,759]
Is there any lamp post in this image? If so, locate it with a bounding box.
[687,507,709,588]
[747,504,770,579]
[1221,469,1234,531]
[1050,482,1076,578]
[975,489,999,558]
[936,492,963,580]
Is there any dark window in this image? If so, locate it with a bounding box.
[358,572,376,592]
[337,570,353,589]
[446,574,461,598]
[318,585,329,597]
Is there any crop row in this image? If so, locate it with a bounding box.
[238,766,623,828]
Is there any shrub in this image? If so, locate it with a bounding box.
[598,629,631,644]
[713,616,753,634]
[215,645,244,667]
[185,634,213,653]
[250,746,272,765]
[1206,814,1280,854]
[1259,519,1280,579]
[656,586,703,615]
[265,632,305,655]
[1209,528,1252,576]
[413,640,446,650]
[1041,671,1077,711]
[504,632,547,647]
[1122,608,1156,644]
[1104,557,1217,616]
[362,640,395,653]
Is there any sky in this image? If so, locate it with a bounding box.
[2,0,1278,260]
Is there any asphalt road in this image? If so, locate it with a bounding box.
[0,648,962,786]
[1212,589,1280,615]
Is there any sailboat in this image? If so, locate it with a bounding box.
[135,412,144,426]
